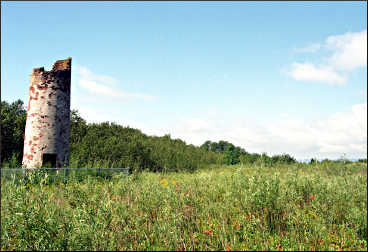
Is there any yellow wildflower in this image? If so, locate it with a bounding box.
[160,179,168,187]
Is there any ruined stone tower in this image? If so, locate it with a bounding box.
[22,57,72,168]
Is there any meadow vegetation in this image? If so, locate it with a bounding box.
[1,162,367,250]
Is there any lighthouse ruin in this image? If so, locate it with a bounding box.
[22,57,72,168]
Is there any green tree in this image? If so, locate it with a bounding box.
[69,109,88,144]
[1,100,26,164]
[200,140,212,151]
[224,144,241,165]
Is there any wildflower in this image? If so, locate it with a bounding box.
[236,224,240,229]
[226,246,231,251]
[171,180,177,185]
[160,179,168,187]
[309,194,315,201]
[202,230,213,235]
[26,183,30,187]
[275,244,283,250]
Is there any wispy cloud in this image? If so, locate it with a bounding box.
[294,43,321,53]
[288,29,367,85]
[78,66,118,87]
[70,65,159,125]
[75,65,157,101]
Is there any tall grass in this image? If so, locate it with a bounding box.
[1,162,367,250]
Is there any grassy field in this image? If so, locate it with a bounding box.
[1,162,367,251]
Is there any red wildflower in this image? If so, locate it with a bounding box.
[202,230,213,235]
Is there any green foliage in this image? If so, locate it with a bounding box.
[2,153,22,169]
[69,121,216,172]
[270,153,297,165]
[200,141,297,167]
[69,109,88,144]
[1,99,26,164]
[1,163,367,250]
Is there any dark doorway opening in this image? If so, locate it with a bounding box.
[42,153,57,168]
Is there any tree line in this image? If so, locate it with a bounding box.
[1,99,301,172]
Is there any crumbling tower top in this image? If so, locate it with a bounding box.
[52,57,72,71]
[32,57,71,74]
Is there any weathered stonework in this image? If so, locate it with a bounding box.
[22,57,72,168]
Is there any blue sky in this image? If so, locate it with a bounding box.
[2,1,367,160]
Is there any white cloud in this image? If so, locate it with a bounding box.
[289,62,347,85]
[326,30,367,71]
[289,29,367,85]
[75,65,157,101]
[153,103,367,160]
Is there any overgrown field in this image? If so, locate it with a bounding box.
[1,162,367,251]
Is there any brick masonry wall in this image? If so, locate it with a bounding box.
[22,58,72,168]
